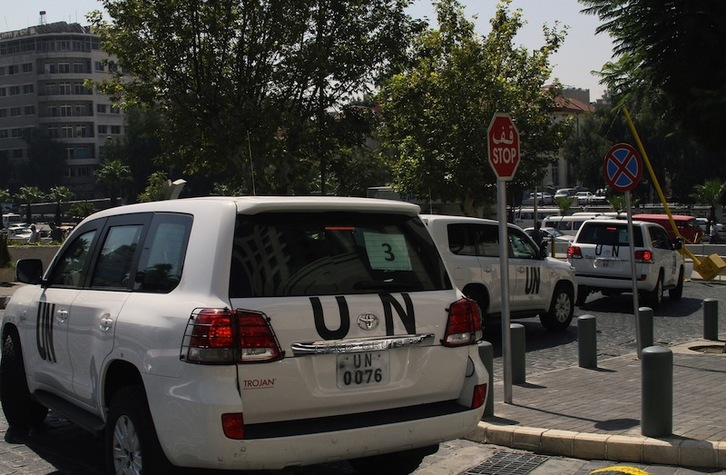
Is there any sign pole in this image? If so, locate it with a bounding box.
[625,191,642,356]
[497,179,513,403]
[487,112,519,405]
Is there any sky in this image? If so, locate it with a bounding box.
[1,0,615,100]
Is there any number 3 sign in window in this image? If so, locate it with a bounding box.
[363,232,412,271]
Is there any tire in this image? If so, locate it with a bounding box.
[669,267,684,300]
[540,284,574,331]
[0,330,48,431]
[646,272,664,308]
[105,385,173,475]
[348,445,439,474]
[575,285,588,306]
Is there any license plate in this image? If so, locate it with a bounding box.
[336,351,390,389]
[596,258,610,268]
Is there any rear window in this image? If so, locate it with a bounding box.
[576,223,644,247]
[229,212,451,297]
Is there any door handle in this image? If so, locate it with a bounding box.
[56,309,69,323]
[99,314,114,332]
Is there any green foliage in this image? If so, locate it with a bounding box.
[376,0,570,215]
[555,197,573,215]
[95,160,133,206]
[19,128,66,190]
[14,186,45,224]
[68,201,97,221]
[580,0,726,154]
[137,172,169,202]
[89,0,422,195]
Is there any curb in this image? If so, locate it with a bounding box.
[467,421,726,469]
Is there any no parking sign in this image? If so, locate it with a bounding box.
[604,143,642,192]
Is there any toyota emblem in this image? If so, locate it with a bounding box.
[357,313,379,331]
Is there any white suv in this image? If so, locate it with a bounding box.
[421,215,577,331]
[567,218,685,307]
[0,197,488,474]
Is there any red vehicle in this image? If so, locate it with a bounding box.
[632,214,703,244]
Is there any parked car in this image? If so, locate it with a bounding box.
[553,188,576,201]
[421,214,577,331]
[574,191,595,205]
[632,214,703,244]
[522,192,554,206]
[567,218,684,307]
[0,197,488,473]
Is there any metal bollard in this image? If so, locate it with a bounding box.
[704,298,719,340]
[511,323,525,384]
[577,315,597,369]
[641,346,673,437]
[638,307,654,355]
[477,341,494,417]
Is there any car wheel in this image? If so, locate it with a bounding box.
[106,385,173,475]
[348,445,439,474]
[669,266,684,300]
[0,330,48,431]
[540,284,574,331]
[646,272,664,308]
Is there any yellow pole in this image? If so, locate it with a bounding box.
[622,107,702,265]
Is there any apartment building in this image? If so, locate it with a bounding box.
[0,21,125,199]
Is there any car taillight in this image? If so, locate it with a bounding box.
[471,383,488,409]
[182,308,283,364]
[635,250,654,263]
[567,246,582,258]
[221,413,245,439]
[443,298,482,347]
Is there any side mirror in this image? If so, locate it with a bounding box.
[16,258,44,284]
[674,238,683,250]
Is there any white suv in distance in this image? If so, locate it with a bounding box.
[421,215,577,331]
[567,218,685,307]
[0,197,488,474]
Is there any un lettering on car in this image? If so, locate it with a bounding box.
[525,267,541,294]
[36,302,57,363]
[595,244,620,257]
[311,293,416,339]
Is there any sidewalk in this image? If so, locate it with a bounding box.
[468,340,726,470]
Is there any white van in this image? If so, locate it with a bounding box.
[542,214,599,236]
[513,208,560,229]
[1,213,23,229]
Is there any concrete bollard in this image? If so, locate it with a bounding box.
[638,307,654,356]
[577,315,597,369]
[511,323,525,384]
[477,341,494,417]
[641,346,673,437]
[704,298,719,340]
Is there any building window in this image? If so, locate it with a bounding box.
[0,130,8,139]
[76,146,91,159]
[8,86,20,96]
[11,128,23,138]
[0,109,6,118]
[47,126,58,138]
[10,107,21,117]
[22,63,33,73]
[59,62,70,73]
[0,66,5,76]
[24,106,35,115]
[45,63,56,74]
[95,61,104,72]
[111,125,121,134]
[44,82,56,95]
[11,149,23,159]
[97,104,107,113]
[73,82,90,95]
[110,106,121,114]
[23,84,34,94]
[8,65,18,75]
[59,83,72,95]
[0,88,5,97]
[98,124,108,134]
[61,126,74,138]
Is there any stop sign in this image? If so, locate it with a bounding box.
[487,113,520,180]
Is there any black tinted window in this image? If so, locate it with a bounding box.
[577,223,644,247]
[229,212,450,297]
[48,230,96,287]
[135,214,192,292]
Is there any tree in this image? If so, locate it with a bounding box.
[376,0,570,215]
[89,0,422,195]
[20,128,66,190]
[579,0,726,154]
[47,186,75,226]
[690,179,726,229]
[0,189,11,231]
[95,160,132,206]
[68,201,96,222]
[137,172,169,203]
[14,186,45,225]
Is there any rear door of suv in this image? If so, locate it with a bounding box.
[573,221,644,278]
[224,209,476,425]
